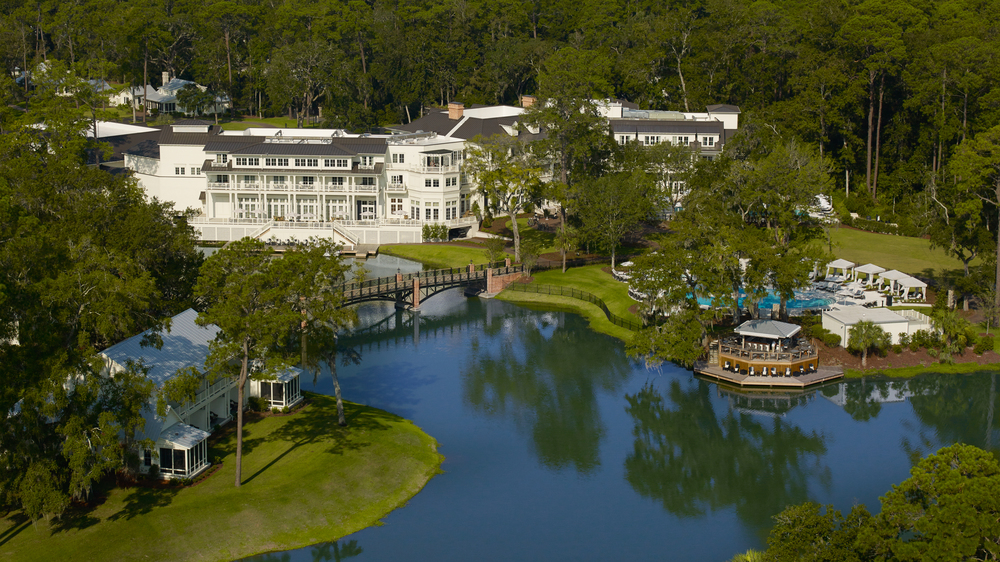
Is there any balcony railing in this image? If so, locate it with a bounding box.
[718,341,818,363]
[386,183,406,192]
[354,184,378,193]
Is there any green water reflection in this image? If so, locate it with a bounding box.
[462,313,632,474]
[623,381,829,533]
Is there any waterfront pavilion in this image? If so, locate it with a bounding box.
[717,319,819,377]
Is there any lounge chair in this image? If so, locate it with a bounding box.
[785,367,792,377]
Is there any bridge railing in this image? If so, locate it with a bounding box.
[341,262,516,293]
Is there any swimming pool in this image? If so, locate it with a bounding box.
[696,288,834,311]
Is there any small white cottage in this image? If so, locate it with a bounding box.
[101,308,304,479]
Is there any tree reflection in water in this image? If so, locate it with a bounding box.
[903,371,1000,462]
[623,380,829,533]
[244,540,363,562]
[462,312,632,474]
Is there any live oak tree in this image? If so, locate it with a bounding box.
[192,238,303,487]
[576,169,654,268]
[282,239,355,427]
[465,133,542,262]
[763,444,1000,561]
[952,125,1000,321]
[0,95,201,518]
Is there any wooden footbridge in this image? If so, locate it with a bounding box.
[341,262,524,310]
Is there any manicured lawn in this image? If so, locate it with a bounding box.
[845,362,1000,379]
[829,228,976,276]
[0,394,442,562]
[503,218,557,254]
[497,265,639,343]
[380,242,502,269]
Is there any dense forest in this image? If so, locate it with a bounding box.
[2,0,999,207]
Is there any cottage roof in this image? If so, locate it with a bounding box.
[734,319,801,339]
[160,423,211,449]
[101,308,219,388]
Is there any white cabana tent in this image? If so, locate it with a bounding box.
[853,263,885,285]
[897,276,927,301]
[878,269,909,292]
[826,259,855,280]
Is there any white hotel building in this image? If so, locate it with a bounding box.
[125,120,479,247]
[123,101,738,246]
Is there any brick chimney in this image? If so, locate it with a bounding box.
[448,101,465,120]
[520,95,536,108]
[162,71,170,87]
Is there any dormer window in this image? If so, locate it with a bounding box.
[215,154,228,164]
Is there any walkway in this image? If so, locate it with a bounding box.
[693,361,844,389]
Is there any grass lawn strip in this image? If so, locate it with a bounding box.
[497,265,638,343]
[0,393,442,562]
[379,243,495,269]
[845,362,1000,379]
[828,228,975,275]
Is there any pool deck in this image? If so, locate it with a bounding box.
[694,361,844,389]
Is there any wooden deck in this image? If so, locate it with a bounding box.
[693,361,844,389]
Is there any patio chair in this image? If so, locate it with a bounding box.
[749,366,755,376]
[785,367,792,377]
[799,365,805,374]
[808,363,815,373]
[771,367,777,376]
[724,361,731,371]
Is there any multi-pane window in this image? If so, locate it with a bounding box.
[705,137,715,146]
[360,156,374,167]
[301,176,315,185]
[190,167,200,175]
[390,198,403,214]
[243,175,256,183]
[673,136,689,145]
[425,207,432,220]
[175,167,185,175]
[214,174,228,183]
[424,179,441,188]
[324,158,348,168]
[272,175,287,185]
[644,136,660,145]
[265,158,289,167]
[294,158,318,167]
[446,200,458,220]
[215,153,228,163]
[391,153,406,164]
[359,177,375,186]
[235,157,259,166]
[329,177,345,186]
[390,175,403,185]
[432,202,440,221]
[445,177,457,187]
[411,201,420,219]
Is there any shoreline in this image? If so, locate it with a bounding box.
[0,394,443,562]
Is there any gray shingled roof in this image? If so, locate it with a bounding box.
[706,104,742,113]
[734,319,801,339]
[610,119,724,135]
[160,423,211,449]
[101,308,219,388]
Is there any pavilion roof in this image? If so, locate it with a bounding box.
[898,276,927,288]
[879,269,909,281]
[854,263,885,275]
[734,319,802,340]
[827,258,855,269]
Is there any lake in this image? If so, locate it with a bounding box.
[245,287,1000,562]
